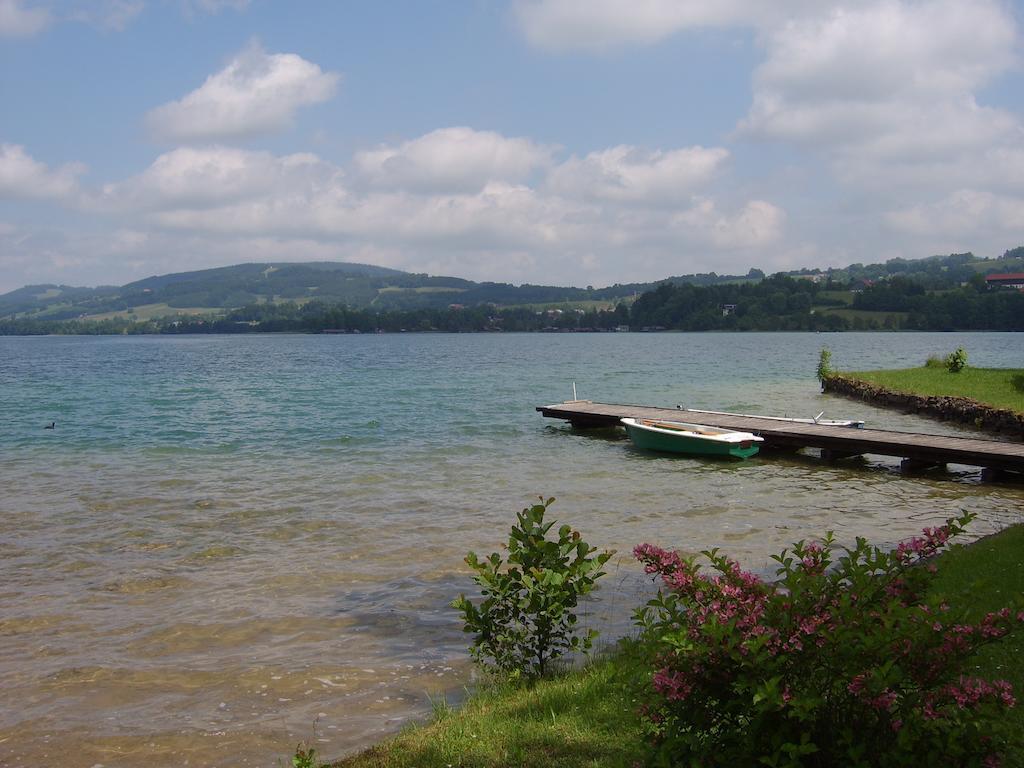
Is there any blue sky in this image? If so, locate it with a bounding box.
[1,0,1023,293]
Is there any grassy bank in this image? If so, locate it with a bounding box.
[929,524,1024,763]
[846,366,1024,413]
[321,525,1024,768]
[329,646,646,768]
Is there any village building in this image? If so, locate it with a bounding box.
[985,273,1024,290]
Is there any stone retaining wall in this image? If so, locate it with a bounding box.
[822,375,1024,439]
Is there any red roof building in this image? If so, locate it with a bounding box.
[985,273,1024,290]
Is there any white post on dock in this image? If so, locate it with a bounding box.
[572,381,577,401]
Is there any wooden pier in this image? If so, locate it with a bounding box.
[537,401,1024,478]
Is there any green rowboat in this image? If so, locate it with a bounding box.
[621,417,763,459]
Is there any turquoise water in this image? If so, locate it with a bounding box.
[2,332,1023,766]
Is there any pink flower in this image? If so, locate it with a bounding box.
[870,690,898,711]
[848,674,866,696]
[653,667,692,701]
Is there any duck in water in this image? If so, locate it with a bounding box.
[44,422,55,429]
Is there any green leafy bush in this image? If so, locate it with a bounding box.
[946,346,968,373]
[816,347,833,383]
[291,744,321,768]
[452,497,614,678]
[634,511,1022,767]
[925,355,945,369]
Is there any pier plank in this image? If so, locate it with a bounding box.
[537,401,1024,474]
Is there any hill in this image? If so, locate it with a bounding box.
[2,247,1022,325]
[0,262,760,322]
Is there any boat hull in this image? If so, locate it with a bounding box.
[622,419,762,459]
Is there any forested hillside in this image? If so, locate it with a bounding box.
[2,248,1022,334]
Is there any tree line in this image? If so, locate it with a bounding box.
[2,273,1022,335]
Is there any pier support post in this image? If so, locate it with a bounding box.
[980,467,1024,483]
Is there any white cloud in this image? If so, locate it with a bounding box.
[677,199,786,249]
[739,1,1021,184]
[0,0,50,36]
[96,146,334,211]
[145,42,340,142]
[355,127,556,193]
[887,190,1024,238]
[3,128,786,290]
[0,144,85,201]
[183,0,250,13]
[512,0,830,51]
[68,0,145,31]
[755,1,1014,105]
[547,145,728,203]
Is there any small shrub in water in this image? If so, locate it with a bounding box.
[634,511,1022,767]
[816,347,833,383]
[291,745,320,768]
[452,497,614,678]
[946,346,968,373]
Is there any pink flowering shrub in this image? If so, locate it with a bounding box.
[634,511,1022,767]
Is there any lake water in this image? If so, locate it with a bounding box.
[2,332,1023,767]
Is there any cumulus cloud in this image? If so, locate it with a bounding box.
[2,124,787,291]
[183,0,250,13]
[512,0,830,51]
[739,1,1022,186]
[887,190,1024,238]
[0,0,50,36]
[355,127,556,193]
[547,145,728,203]
[96,146,335,211]
[672,199,786,249]
[0,144,85,201]
[67,0,145,31]
[145,42,340,142]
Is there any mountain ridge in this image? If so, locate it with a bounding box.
[3,248,1022,322]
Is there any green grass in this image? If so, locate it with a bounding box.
[328,646,646,768]
[376,286,468,294]
[508,300,622,312]
[812,307,908,324]
[846,366,1024,414]
[81,302,224,321]
[930,525,1024,765]
[815,290,855,305]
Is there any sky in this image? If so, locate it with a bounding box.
[1,0,1023,294]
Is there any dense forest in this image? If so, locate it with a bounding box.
[2,271,1022,335]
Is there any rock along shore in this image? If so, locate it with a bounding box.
[822,375,1024,440]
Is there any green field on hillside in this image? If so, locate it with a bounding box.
[81,303,225,321]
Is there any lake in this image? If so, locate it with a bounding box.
[2,332,1023,767]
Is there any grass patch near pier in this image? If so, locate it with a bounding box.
[323,524,1024,768]
[847,366,1024,414]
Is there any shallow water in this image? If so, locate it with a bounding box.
[1,332,1022,766]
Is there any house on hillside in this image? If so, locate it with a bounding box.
[985,273,1024,290]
